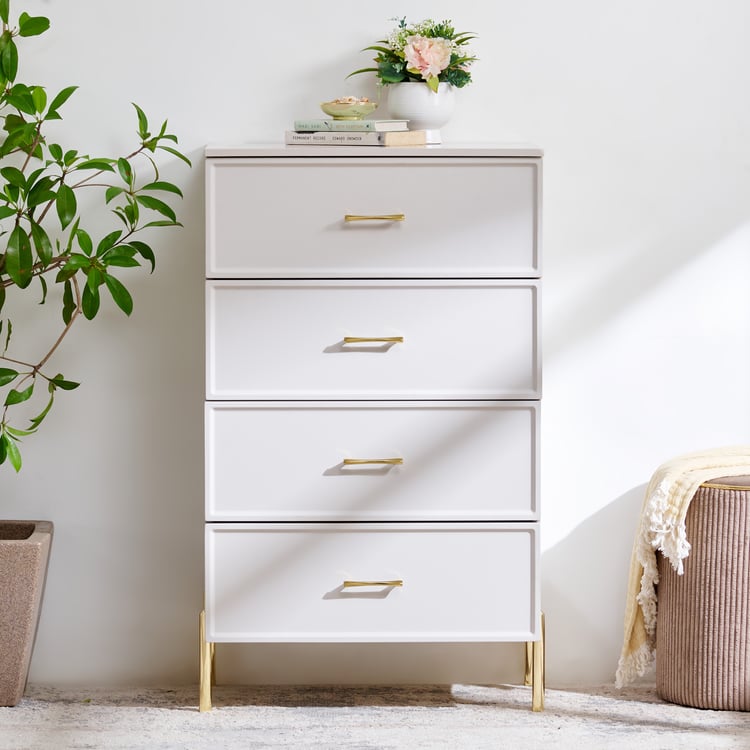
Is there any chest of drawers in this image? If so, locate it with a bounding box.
[200,143,543,711]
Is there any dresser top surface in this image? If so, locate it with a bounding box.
[205,142,543,158]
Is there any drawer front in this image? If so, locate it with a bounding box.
[206,157,540,278]
[206,401,539,521]
[205,280,540,400]
[205,523,539,642]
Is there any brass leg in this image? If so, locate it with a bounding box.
[210,642,217,687]
[524,641,533,686]
[199,610,213,712]
[531,612,546,712]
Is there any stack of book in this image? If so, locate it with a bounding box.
[285,119,427,147]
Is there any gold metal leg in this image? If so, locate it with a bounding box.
[531,612,546,712]
[210,641,216,687]
[524,641,533,686]
[199,610,213,712]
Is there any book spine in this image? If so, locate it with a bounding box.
[285,131,383,145]
[293,119,376,132]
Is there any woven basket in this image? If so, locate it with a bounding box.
[656,476,750,710]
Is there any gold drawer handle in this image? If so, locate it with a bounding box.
[343,458,404,466]
[343,580,403,588]
[343,336,403,345]
[344,213,405,222]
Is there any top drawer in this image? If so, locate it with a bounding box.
[206,157,541,279]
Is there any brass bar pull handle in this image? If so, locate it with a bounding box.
[343,580,404,588]
[343,458,404,466]
[344,213,405,222]
[343,336,404,345]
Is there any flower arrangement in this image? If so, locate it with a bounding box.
[348,17,477,93]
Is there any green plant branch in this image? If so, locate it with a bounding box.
[35,273,81,372]
[0,0,190,472]
[0,275,80,382]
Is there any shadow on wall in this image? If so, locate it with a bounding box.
[541,483,647,687]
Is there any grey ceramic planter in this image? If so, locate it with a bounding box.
[0,520,53,707]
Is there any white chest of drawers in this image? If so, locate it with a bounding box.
[200,143,544,711]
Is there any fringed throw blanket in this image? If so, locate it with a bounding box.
[615,446,750,688]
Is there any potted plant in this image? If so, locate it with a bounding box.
[348,17,477,142]
[0,1,189,705]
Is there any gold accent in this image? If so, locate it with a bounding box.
[524,641,533,687]
[343,458,404,466]
[199,610,213,712]
[344,213,405,222]
[531,612,546,712]
[343,336,404,345]
[701,481,750,491]
[343,579,404,588]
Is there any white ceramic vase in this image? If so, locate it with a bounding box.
[386,82,456,144]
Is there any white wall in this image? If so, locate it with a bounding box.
[1,0,748,688]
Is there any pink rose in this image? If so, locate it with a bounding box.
[403,35,452,81]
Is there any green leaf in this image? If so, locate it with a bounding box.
[120,196,139,226]
[1,432,21,472]
[158,145,191,167]
[18,13,51,37]
[31,86,46,113]
[96,230,122,256]
[86,266,103,292]
[101,246,139,268]
[75,159,115,172]
[112,209,131,230]
[62,279,75,324]
[76,228,93,256]
[2,183,19,204]
[142,219,179,229]
[103,273,133,316]
[0,433,5,465]
[49,374,80,391]
[5,84,36,115]
[4,425,35,437]
[1,115,34,155]
[0,205,16,219]
[346,67,379,79]
[1,165,25,188]
[27,180,56,208]
[0,36,17,81]
[63,217,80,253]
[30,222,53,265]
[105,186,125,204]
[30,392,54,428]
[140,180,183,198]
[56,184,77,229]
[5,382,33,406]
[129,240,155,272]
[59,253,90,275]
[2,318,11,354]
[117,157,133,187]
[136,194,176,222]
[0,367,18,386]
[5,225,33,288]
[133,103,149,139]
[0,0,8,24]
[0,284,5,313]
[81,280,100,319]
[48,143,63,162]
[46,86,77,115]
[38,274,47,304]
